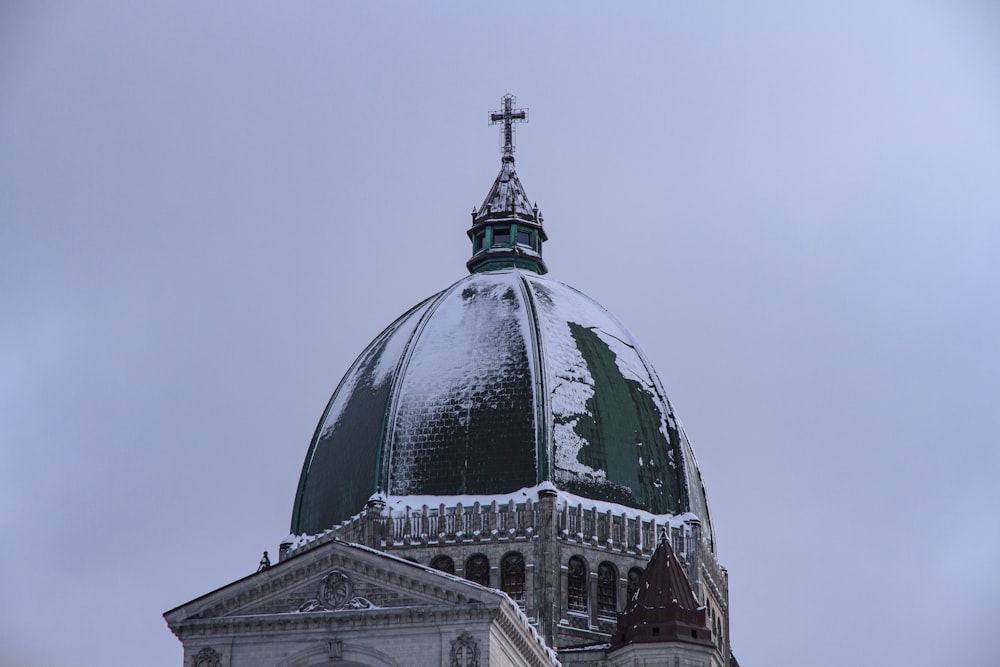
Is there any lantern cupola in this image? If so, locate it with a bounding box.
[467,94,547,275]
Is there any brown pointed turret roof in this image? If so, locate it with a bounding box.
[611,533,714,650]
[624,533,701,613]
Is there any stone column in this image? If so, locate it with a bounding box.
[535,486,559,646]
[363,497,386,549]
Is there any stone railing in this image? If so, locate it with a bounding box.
[387,500,538,546]
[282,496,703,563]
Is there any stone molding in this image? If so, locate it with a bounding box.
[274,640,400,667]
[171,604,500,640]
[166,541,492,631]
[698,564,727,612]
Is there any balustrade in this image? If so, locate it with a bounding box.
[287,496,702,561]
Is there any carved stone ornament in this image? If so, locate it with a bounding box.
[192,647,221,667]
[450,632,480,667]
[320,570,353,608]
[297,569,375,612]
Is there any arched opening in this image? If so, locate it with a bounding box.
[567,556,587,613]
[597,561,617,617]
[430,555,455,575]
[500,552,525,604]
[465,553,490,587]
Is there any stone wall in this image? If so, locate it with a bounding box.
[279,494,725,655]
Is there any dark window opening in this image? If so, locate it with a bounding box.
[465,554,489,587]
[598,562,617,616]
[474,232,485,253]
[516,230,532,247]
[627,567,644,603]
[430,555,455,575]
[567,556,587,613]
[652,626,660,636]
[492,227,510,246]
[501,552,525,604]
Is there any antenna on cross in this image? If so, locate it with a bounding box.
[490,94,528,162]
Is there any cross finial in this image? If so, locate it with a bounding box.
[490,94,528,161]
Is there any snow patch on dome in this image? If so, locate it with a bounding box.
[387,272,536,494]
[372,301,430,385]
[525,278,604,479]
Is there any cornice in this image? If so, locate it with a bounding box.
[171,603,500,640]
[494,605,560,667]
[166,540,496,629]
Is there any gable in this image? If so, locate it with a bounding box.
[165,539,499,627]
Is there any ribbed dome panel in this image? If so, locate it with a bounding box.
[291,269,712,541]
[386,272,539,497]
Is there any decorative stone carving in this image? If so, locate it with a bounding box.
[450,632,480,667]
[320,570,353,609]
[297,569,375,612]
[192,647,221,667]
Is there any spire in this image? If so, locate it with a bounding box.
[467,94,547,275]
[610,531,714,651]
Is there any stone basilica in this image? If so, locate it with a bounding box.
[165,96,738,667]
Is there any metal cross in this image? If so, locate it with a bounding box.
[490,94,528,159]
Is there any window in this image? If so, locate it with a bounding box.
[465,554,489,587]
[430,555,455,575]
[474,232,485,253]
[627,567,643,604]
[516,229,532,247]
[567,556,587,613]
[492,226,510,246]
[501,552,525,604]
[598,562,617,616]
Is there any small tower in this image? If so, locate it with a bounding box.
[609,533,723,666]
[467,94,548,275]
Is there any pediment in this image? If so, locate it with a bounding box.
[165,539,499,626]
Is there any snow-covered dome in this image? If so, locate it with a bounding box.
[291,269,713,538]
[291,95,712,541]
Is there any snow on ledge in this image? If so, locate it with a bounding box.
[282,484,701,553]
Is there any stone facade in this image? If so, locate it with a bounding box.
[275,489,730,664]
[165,539,557,667]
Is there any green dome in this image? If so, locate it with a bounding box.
[291,269,713,539]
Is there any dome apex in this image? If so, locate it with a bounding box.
[467,94,547,275]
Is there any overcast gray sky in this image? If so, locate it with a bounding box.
[2,2,999,665]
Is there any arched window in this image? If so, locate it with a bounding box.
[567,556,587,613]
[597,562,618,616]
[430,555,455,575]
[627,567,644,603]
[500,552,526,604]
[465,554,490,587]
